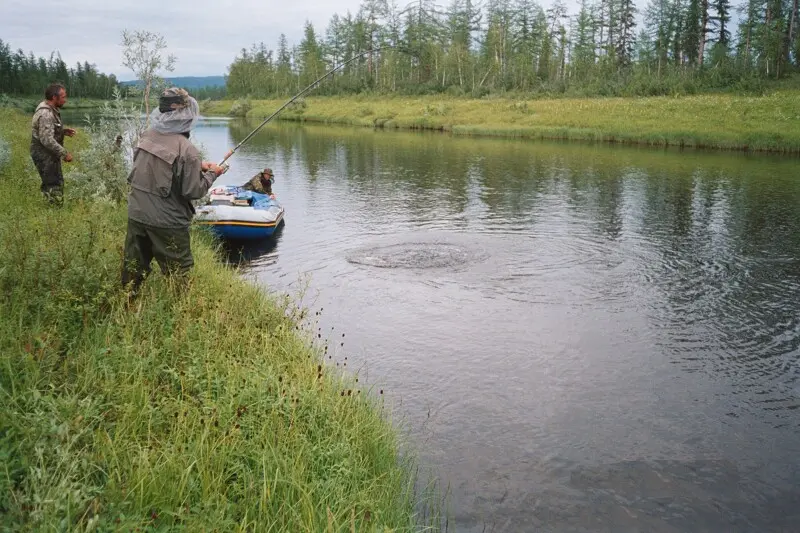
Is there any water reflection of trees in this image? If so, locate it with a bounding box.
[228,120,800,415]
[228,122,799,252]
[636,164,800,419]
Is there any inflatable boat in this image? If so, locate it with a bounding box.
[195,185,284,240]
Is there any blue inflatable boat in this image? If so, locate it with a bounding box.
[195,186,285,240]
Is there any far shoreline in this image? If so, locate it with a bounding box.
[199,91,800,155]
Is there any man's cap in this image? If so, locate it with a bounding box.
[159,87,190,113]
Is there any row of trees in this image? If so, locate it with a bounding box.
[0,38,121,98]
[227,0,800,98]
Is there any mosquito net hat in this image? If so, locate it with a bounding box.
[149,87,199,134]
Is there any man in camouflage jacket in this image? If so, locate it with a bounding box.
[30,83,75,204]
[243,168,275,197]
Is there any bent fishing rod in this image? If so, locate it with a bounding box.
[217,45,413,170]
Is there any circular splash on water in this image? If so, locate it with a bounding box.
[347,242,479,269]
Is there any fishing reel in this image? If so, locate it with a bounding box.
[216,149,234,174]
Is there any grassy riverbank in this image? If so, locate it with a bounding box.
[0,108,434,531]
[0,95,110,113]
[204,90,800,154]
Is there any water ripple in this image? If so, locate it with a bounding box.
[346,241,488,270]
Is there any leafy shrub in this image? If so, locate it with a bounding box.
[422,103,451,116]
[66,88,141,204]
[446,85,466,97]
[288,97,307,111]
[509,101,531,114]
[228,98,252,117]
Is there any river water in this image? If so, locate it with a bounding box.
[191,117,799,531]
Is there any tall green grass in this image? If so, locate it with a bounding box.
[203,90,800,154]
[0,108,438,531]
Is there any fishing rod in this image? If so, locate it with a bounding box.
[217,45,412,170]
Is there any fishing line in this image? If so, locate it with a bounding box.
[217,45,417,171]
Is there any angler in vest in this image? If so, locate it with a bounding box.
[30,83,75,205]
[243,167,275,198]
[122,87,227,298]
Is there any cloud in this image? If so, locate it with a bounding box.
[2,0,366,78]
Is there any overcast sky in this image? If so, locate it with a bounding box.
[4,0,364,78]
[4,0,656,80]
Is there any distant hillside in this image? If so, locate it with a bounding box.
[121,76,226,89]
